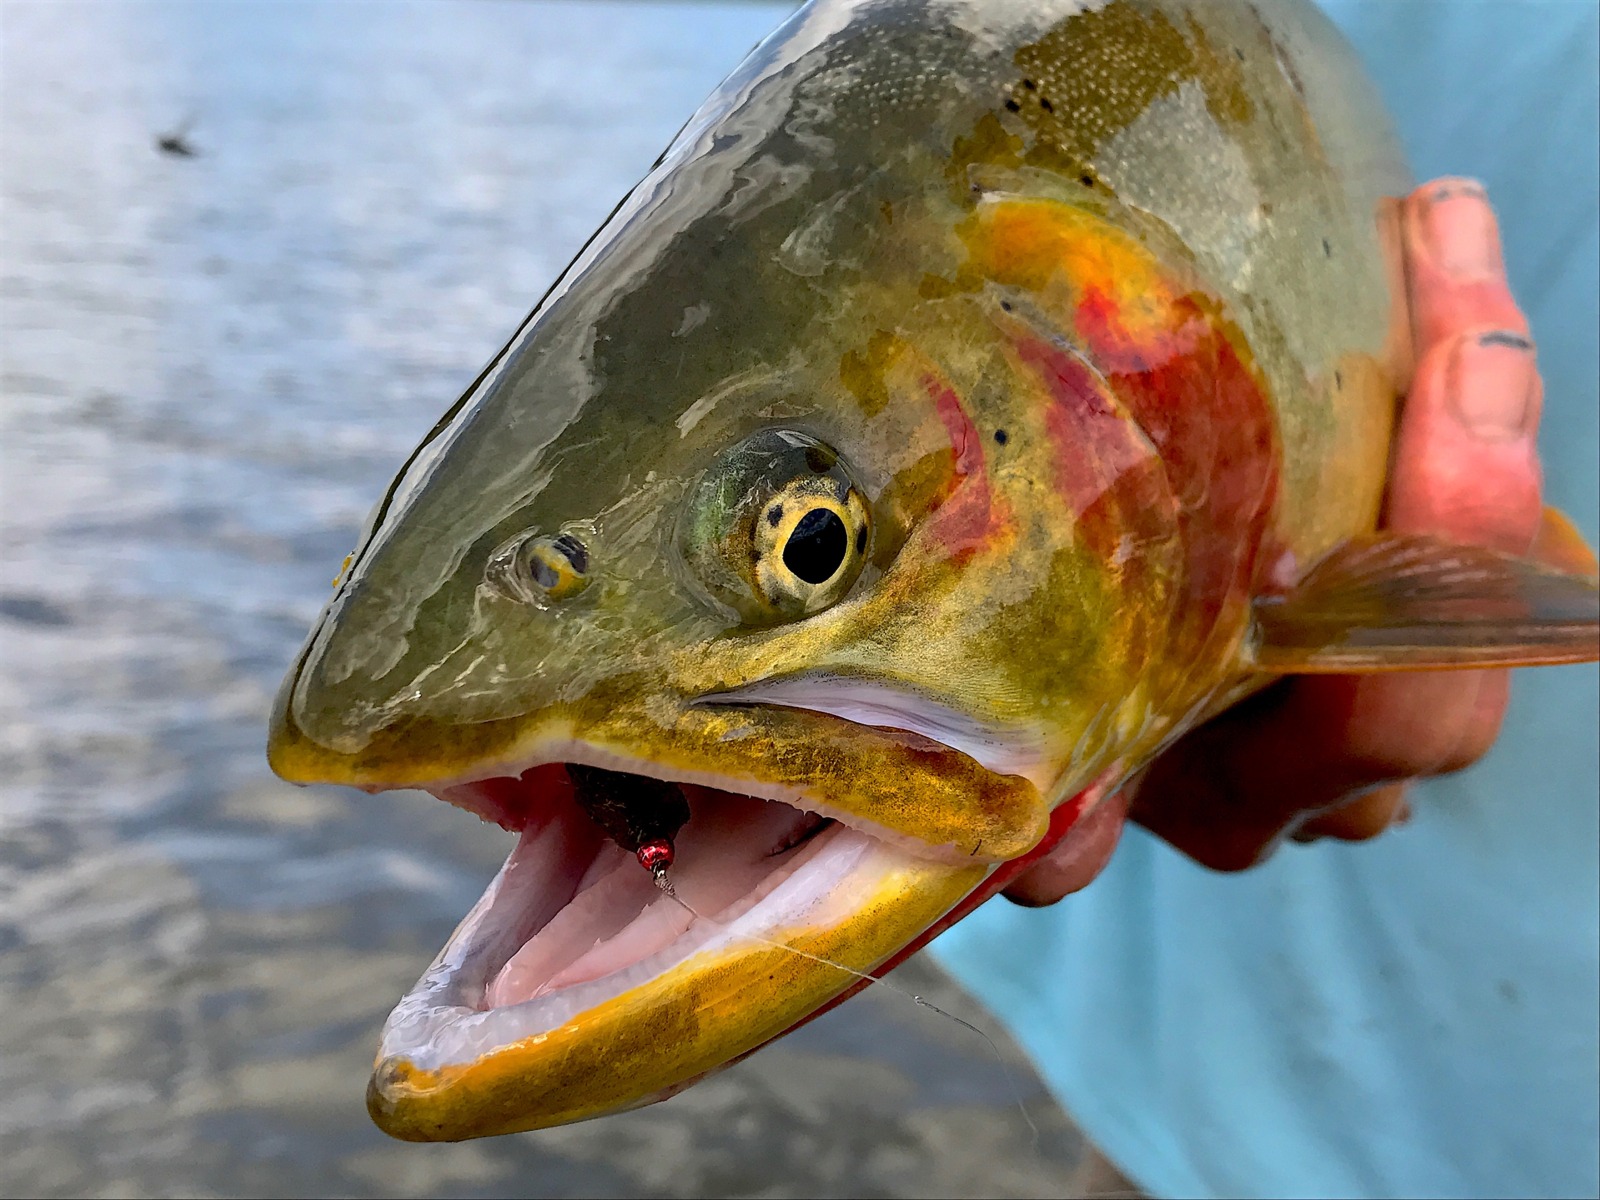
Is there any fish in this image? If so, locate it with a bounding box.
[266,0,1600,1141]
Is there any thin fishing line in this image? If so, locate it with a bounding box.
[655,874,1040,1145]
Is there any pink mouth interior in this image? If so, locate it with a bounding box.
[439,765,835,1011]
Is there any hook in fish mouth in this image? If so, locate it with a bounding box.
[359,689,1055,1139]
[421,759,846,1021]
[376,744,944,1066]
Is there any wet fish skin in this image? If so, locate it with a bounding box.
[265,0,1596,1139]
[271,0,1405,832]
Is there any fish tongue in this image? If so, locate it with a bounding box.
[668,786,828,913]
[484,843,659,1008]
[481,788,833,1009]
[543,897,696,993]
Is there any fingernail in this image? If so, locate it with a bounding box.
[1451,331,1535,440]
[1422,180,1501,279]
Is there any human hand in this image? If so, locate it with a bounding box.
[1005,178,1545,904]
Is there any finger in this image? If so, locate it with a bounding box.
[1290,782,1409,843]
[1126,671,1498,871]
[1003,789,1130,907]
[1403,178,1528,350]
[1392,179,1543,549]
[1385,328,1543,551]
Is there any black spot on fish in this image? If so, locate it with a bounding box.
[1079,173,1095,188]
[1334,369,1343,388]
[1004,98,1021,113]
[767,504,784,528]
[1022,78,1037,91]
[1234,46,1245,61]
[1039,97,1054,114]
[994,428,1009,445]
[156,132,197,158]
[1000,299,1014,312]
[1322,237,1332,257]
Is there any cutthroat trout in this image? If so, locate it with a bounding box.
[267,0,1600,1140]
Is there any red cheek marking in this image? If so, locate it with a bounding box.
[1075,283,1205,376]
[1009,287,1279,658]
[1103,310,1278,638]
[922,371,1013,559]
[1013,334,1180,563]
[1082,301,1276,658]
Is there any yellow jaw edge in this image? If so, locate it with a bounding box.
[367,849,986,1140]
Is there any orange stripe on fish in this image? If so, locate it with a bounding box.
[970,196,1278,657]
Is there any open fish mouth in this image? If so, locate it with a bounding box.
[394,761,862,1045]
[366,745,994,1140]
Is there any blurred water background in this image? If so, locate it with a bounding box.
[0,2,1091,1196]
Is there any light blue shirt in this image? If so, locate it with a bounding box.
[931,4,1600,1197]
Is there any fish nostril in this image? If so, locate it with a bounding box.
[528,555,561,590]
[549,533,589,575]
[485,529,593,606]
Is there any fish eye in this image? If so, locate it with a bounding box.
[783,508,848,584]
[484,528,592,607]
[682,430,870,624]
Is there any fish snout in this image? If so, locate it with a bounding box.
[266,524,622,788]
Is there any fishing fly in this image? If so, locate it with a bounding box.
[566,763,688,886]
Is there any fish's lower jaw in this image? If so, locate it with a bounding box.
[367,772,985,1139]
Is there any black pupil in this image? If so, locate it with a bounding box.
[783,508,848,584]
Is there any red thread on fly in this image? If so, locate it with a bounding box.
[565,764,687,890]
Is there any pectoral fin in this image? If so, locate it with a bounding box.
[1251,524,1600,674]
[1531,504,1600,578]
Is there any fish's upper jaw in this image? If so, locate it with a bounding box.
[695,672,1057,791]
[270,658,1055,864]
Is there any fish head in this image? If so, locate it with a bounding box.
[266,181,1069,864]
[267,0,1282,1141]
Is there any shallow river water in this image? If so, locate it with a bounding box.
[0,2,1093,1196]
